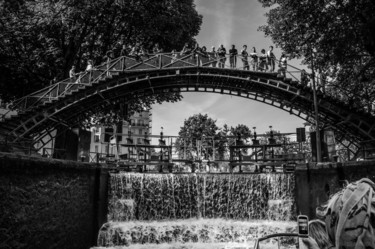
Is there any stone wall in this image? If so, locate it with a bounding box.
[295,160,375,218]
[0,153,109,249]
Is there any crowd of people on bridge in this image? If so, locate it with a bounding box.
[69,41,311,86]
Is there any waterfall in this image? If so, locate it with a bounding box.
[97,219,296,247]
[99,172,296,248]
[107,173,295,222]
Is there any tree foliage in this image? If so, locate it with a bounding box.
[220,124,252,154]
[258,0,375,112]
[0,0,202,101]
[175,114,220,160]
[174,115,254,160]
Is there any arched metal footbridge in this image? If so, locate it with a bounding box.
[1,53,374,155]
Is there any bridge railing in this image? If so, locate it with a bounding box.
[6,52,307,115]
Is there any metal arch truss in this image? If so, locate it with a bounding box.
[1,53,375,153]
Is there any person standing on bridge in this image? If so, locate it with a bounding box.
[171,49,178,63]
[241,45,249,70]
[180,42,192,56]
[198,46,209,66]
[278,52,288,77]
[217,44,226,68]
[249,47,258,71]
[192,43,202,65]
[258,49,268,71]
[69,66,77,83]
[209,46,217,67]
[104,50,115,75]
[130,44,142,61]
[267,46,276,72]
[229,44,238,68]
[85,59,93,72]
[153,43,163,54]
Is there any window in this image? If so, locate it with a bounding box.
[95,145,98,153]
[137,138,142,144]
[94,134,100,143]
[139,129,143,135]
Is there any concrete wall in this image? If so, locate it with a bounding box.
[295,160,375,218]
[0,153,109,249]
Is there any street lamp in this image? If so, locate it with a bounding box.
[310,50,322,162]
[253,127,257,140]
[128,124,132,137]
[269,125,274,139]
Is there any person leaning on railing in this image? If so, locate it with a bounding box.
[153,43,163,54]
[241,45,249,70]
[198,46,209,66]
[85,59,93,72]
[258,49,268,71]
[267,46,276,72]
[180,42,192,56]
[129,45,142,61]
[69,66,77,83]
[209,46,217,67]
[278,52,288,77]
[217,44,226,68]
[229,44,238,68]
[249,47,258,71]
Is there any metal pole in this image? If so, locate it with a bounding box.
[310,51,322,162]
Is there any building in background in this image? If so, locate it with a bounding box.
[88,110,152,162]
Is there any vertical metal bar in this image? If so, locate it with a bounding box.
[347,148,351,161]
[212,138,215,161]
[311,50,322,162]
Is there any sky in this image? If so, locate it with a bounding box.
[150,0,305,137]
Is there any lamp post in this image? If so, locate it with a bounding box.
[310,51,322,162]
[253,127,257,140]
[269,126,274,139]
[252,127,259,161]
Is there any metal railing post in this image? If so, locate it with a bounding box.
[159,54,162,69]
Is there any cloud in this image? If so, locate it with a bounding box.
[196,0,236,47]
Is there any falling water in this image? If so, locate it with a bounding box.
[99,172,296,248]
[96,218,296,248]
[107,173,295,221]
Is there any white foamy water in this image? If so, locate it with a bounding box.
[96,218,296,247]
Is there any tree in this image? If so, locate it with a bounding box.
[0,0,202,102]
[220,124,252,155]
[175,114,220,160]
[258,0,375,112]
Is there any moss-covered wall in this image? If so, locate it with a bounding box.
[0,153,109,249]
